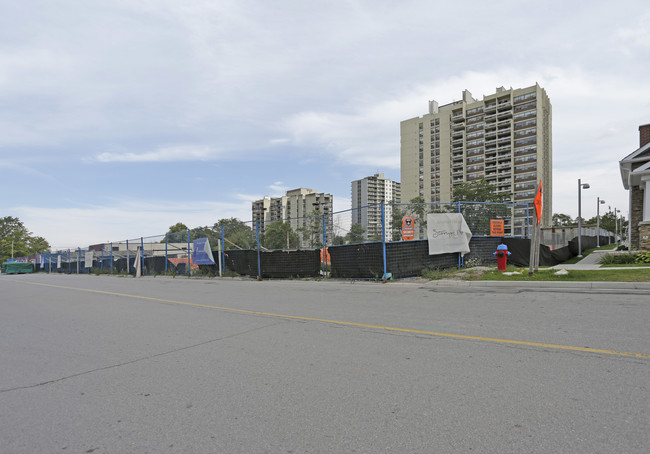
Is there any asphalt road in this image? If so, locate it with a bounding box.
[1,274,648,453]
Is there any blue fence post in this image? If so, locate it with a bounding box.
[381,201,387,283]
[457,202,462,268]
[322,213,327,275]
[187,230,191,277]
[101,247,104,272]
[110,243,113,273]
[165,233,168,274]
[256,221,261,280]
[526,204,530,238]
[141,237,145,276]
[221,225,225,275]
[126,240,129,274]
[67,249,70,274]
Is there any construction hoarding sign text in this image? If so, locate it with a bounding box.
[490,219,505,236]
[401,216,415,241]
[426,213,473,257]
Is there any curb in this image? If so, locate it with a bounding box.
[423,279,650,290]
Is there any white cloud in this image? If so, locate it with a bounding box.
[269,138,290,145]
[14,198,251,251]
[2,0,650,239]
[233,193,262,203]
[94,145,223,163]
[268,181,289,195]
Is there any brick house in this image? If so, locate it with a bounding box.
[619,124,650,250]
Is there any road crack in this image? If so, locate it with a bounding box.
[0,321,285,393]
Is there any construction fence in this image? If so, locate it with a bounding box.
[10,201,536,280]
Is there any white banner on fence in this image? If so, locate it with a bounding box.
[426,213,472,257]
[85,251,94,267]
[134,249,141,278]
[57,255,62,269]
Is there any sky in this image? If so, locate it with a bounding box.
[2,0,649,250]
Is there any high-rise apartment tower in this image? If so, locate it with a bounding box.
[351,173,401,241]
[252,188,333,246]
[400,84,552,233]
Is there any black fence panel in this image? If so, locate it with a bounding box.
[144,256,168,275]
[261,250,321,278]
[224,250,258,276]
[464,237,502,266]
[223,249,322,278]
[504,237,580,267]
[329,237,513,279]
[386,240,457,278]
[329,242,384,279]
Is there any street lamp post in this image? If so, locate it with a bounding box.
[596,197,605,247]
[620,213,625,245]
[577,179,590,258]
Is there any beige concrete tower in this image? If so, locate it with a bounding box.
[400,84,552,232]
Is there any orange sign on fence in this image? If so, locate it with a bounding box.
[402,216,415,241]
[490,219,505,236]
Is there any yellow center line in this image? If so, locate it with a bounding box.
[9,279,650,359]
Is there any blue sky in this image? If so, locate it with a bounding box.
[2,0,649,250]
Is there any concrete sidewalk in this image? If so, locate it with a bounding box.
[550,249,648,271]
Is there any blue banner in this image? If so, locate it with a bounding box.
[192,238,215,265]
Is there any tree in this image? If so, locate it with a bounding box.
[331,235,346,245]
[552,213,574,227]
[298,209,323,247]
[0,216,50,262]
[452,178,509,203]
[262,222,299,249]
[28,236,50,254]
[346,223,365,244]
[452,180,510,235]
[408,196,428,239]
[213,218,255,249]
[188,226,218,243]
[596,210,626,234]
[167,222,189,233]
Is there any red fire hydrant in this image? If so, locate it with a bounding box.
[494,243,511,271]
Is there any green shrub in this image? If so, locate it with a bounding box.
[421,266,457,280]
[635,252,650,264]
[598,253,638,265]
[464,256,482,268]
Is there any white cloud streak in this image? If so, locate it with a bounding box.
[94,145,223,163]
[14,198,252,251]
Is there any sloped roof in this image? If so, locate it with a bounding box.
[620,141,650,163]
[620,142,650,189]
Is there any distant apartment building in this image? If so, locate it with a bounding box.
[400,84,552,233]
[252,188,333,246]
[351,173,401,241]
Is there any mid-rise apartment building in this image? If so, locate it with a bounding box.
[351,173,401,240]
[401,84,552,233]
[252,188,333,246]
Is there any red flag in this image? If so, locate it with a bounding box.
[534,181,542,225]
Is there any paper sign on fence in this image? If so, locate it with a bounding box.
[426,213,472,256]
[85,251,94,268]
